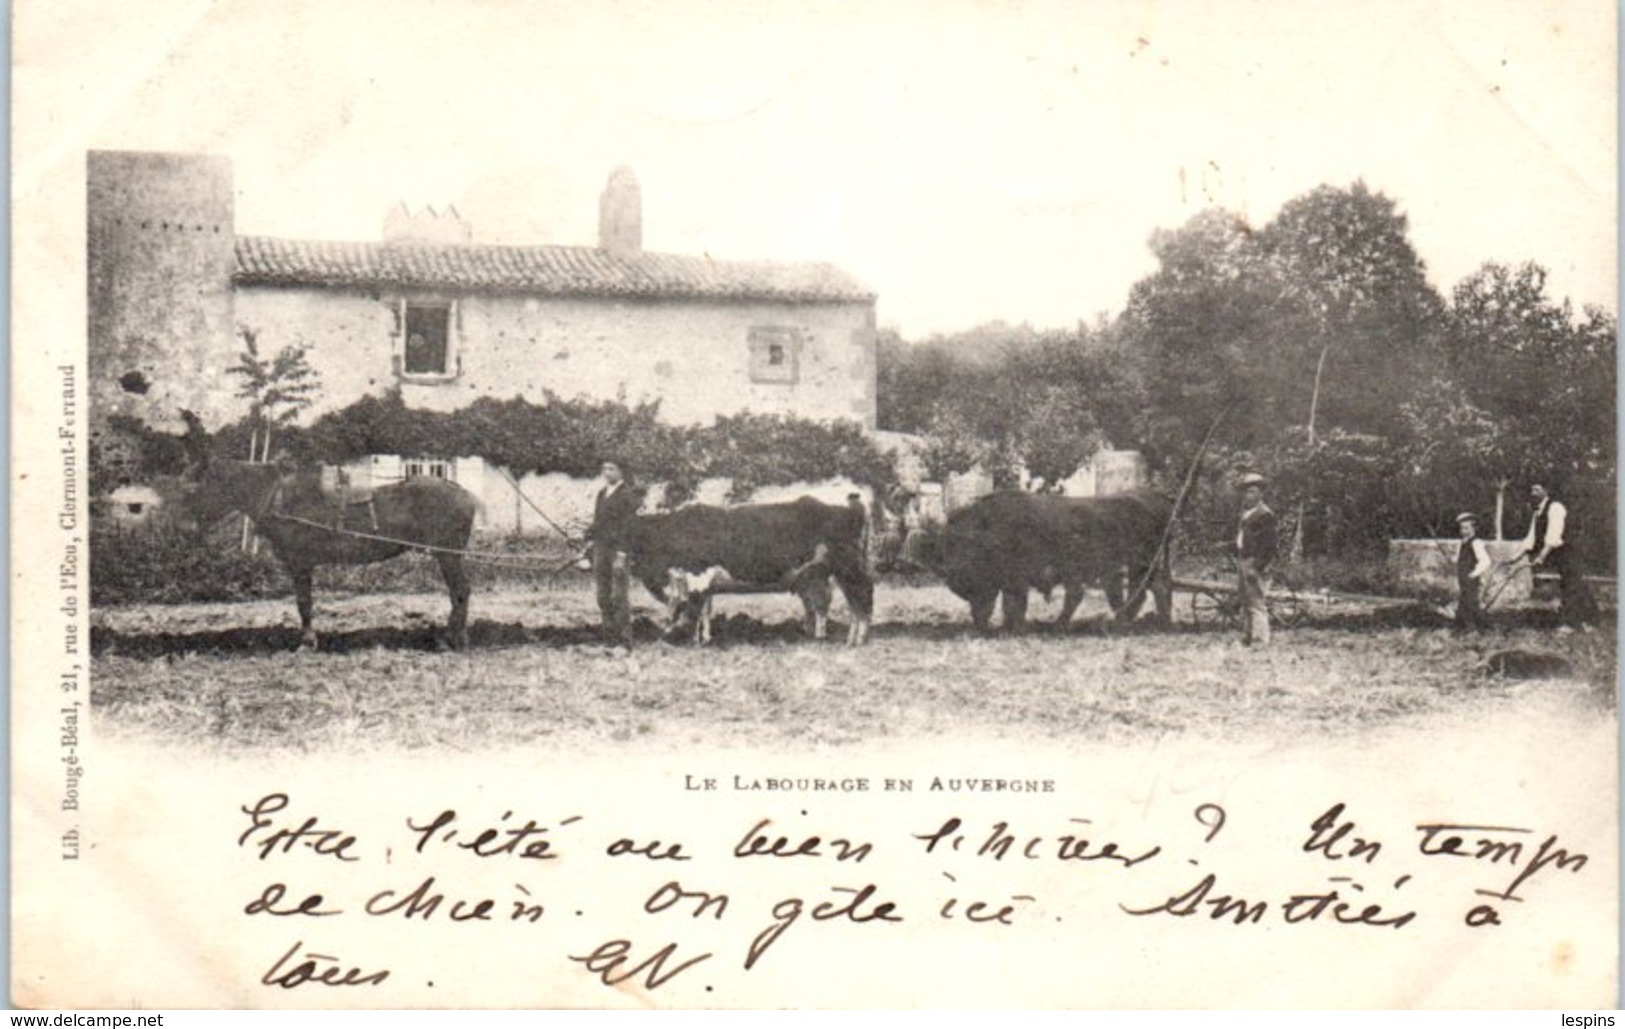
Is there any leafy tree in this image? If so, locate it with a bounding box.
[1255,184,1448,557]
[877,328,958,434]
[1441,261,1615,567]
[1118,207,1292,464]
[880,323,1141,486]
[1002,335,1141,483]
[1444,261,1616,480]
[1259,181,1446,441]
[1392,380,1507,536]
[228,326,322,459]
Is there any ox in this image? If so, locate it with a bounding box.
[933,489,1174,632]
[626,497,873,645]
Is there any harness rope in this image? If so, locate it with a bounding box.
[492,465,587,548]
[219,461,585,571]
[258,512,585,572]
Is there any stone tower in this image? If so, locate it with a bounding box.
[86,150,237,429]
[597,166,642,256]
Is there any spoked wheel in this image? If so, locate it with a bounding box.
[1269,590,1308,630]
[1190,590,1236,629]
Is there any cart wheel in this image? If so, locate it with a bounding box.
[1190,590,1233,628]
[1270,591,1308,630]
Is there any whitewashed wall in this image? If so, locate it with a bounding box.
[235,288,877,429]
[341,453,880,540]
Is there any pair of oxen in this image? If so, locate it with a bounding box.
[648,489,1176,647]
[171,414,1172,649]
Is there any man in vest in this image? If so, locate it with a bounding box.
[1234,472,1277,646]
[1454,512,1492,633]
[588,459,642,648]
[1521,483,1597,631]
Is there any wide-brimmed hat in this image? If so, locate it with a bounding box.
[1235,472,1267,489]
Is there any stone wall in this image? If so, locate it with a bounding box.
[1387,538,1532,602]
[87,151,237,430]
[235,288,878,429]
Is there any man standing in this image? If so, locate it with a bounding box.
[1234,472,1277,646]
[589,459,641,648]
[1521,483,1597,631]
[1454,512,1492,633]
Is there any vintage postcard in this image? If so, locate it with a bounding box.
[12,0,1618,1009]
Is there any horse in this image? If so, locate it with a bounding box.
[173,411,479,650]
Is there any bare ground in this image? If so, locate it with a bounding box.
[89,579,1618,753]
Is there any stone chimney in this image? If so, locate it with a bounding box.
[384,202,473,244]
[598,166,642,255]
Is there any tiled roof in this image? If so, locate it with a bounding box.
[233,236,875,303]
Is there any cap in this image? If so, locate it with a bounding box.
[1456,511,1478,525]
[1235,472,1267,489]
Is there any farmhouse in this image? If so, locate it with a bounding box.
[90,151,877,432]
[87,150,879,531]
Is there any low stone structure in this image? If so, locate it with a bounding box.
[1387,538,1531,603]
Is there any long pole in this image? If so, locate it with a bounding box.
[240,427,258,552]
[1114,401,1237,622]
[1292,342,1331,563]
[249,425,275,555]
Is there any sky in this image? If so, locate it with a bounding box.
[17,0,1618,336]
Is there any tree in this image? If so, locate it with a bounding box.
[1393,380,1504,537]
[879,323,1136,486]
[1255,183,1447,558]
[1442,262,1615,567]
[1259,181,1446,442]
[877,328,956,434]
[1444,261,1616,480]
[1118,208,1291,464]
[227,326,321,460]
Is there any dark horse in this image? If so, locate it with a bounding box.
[174,412,479,650]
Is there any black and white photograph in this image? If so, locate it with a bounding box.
[13,0,1618,1009]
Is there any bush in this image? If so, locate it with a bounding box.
[90,523,595,607]
[91,523,287,605]
[95,395,904,606]
[159,391,898,507]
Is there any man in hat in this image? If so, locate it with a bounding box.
[1234,472,1277,645]
[1454,512,1492,633]
[1520,483,1597,631]
[588,459,641,647]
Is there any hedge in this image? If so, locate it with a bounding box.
[91,393,900,605]
[102,391,896,505]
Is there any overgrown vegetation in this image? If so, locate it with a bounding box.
[89,522,582,606]
[90,523,287,605]
[227,326,321,462]
[99,391,895,505]
[879,180,1616,570]
[93,392,898,605]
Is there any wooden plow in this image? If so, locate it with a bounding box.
[1170,575,1426,630]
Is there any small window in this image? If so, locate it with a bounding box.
[400,301,455,379]
[748,326,802,384]
[402,457,456,482]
